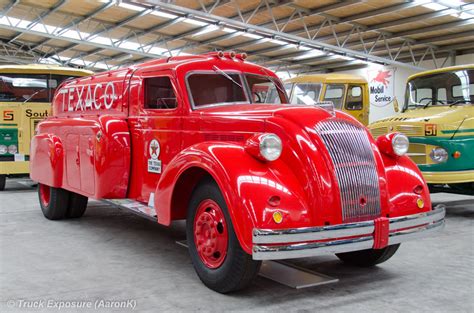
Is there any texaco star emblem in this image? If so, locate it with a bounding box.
[149,139,160,160]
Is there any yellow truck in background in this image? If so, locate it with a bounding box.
[0,65,92,190]
[369,65,474,194]
[283,74,370,125]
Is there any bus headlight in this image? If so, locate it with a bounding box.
[7,144,17,154]
[429,147,448,163]
[0,145,7,155]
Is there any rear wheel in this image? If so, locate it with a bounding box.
[38,183,70,220]
[0,175,5,191]
[67,192,88,218]
[186,179,261,293]
[336,244,400,267]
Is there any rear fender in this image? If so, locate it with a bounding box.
[154,142,309,254]
[30,133,64,187]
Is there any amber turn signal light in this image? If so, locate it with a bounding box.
[416,198,424,209]
[272,211,283,224]
[452,151,461,159]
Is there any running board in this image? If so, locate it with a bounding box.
[103,199,157,221]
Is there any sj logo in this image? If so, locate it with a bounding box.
[3,110,14,121]
[425,124,437,136]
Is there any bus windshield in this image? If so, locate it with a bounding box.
[404,69,474,111]
[0,74,76,103]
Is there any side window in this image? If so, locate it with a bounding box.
[144,76,177,109]
[346,85,363,110]
[323,84,345,109]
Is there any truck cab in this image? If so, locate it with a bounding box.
[369,65,474,194]
[30,52,444,293]
[283,74,370,125]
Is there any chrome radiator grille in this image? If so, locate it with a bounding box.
[316,119,381,222]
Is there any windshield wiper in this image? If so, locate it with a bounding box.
[449,99,471,107]
[23,88,48,104]
[212,65,242,88]
[259,68,286,96]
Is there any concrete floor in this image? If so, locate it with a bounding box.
[0,178,473,313]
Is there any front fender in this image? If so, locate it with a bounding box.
[30,133,64,187]
[380,152,432,216]
[154,142,310,254]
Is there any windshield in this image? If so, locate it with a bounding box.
[0,73,77,103]
[187,72,288,108]
[289,83,323,105]
[404,69,474,111]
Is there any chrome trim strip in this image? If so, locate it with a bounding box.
[389,220,445,245]
[253,221,375,244]
[388,205,445,231]
[253,236,374,260]
[252,206,445,260]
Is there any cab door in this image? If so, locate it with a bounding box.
[127,70,182,204]
[344,84,368,125]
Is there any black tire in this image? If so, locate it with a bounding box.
[186,178,261,293]
[0,175,5,191]
[38,183,70,220]
[336,244,400,267]
[67,192,88,218]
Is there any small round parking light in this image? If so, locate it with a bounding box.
[272,211,283,224]
[452,151,461,159]
[429,147,448,163]
[416,198,424,209]
[392,133,409,156]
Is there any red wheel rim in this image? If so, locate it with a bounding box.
[39,184,50,207]
[194,199,228,269]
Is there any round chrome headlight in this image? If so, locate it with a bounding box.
[391,133,409,156]
[259,134,282,161]
[429,147,448,163]
[7,144,17,154]
[0,145,7,155]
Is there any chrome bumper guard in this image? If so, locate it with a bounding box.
[252,205,446,260]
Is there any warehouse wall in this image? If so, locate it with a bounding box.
[338,53,474,123]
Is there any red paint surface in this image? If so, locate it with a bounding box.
[30,53,431,254]
[373,217,390,249]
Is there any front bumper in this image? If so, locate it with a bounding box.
[0,160,29,175]
[423,170,474,184]
[252,206,445,260]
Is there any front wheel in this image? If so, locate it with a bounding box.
[336,244,400,267]
[186,179,261,293]
[0,175,5,191]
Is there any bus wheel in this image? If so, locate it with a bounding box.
[0,175,5,191]
[67,192,88,218]
[186,178,261,293]
[38,183,70,220]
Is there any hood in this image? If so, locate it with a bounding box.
[370,105,474,138]
[198,104,337,132]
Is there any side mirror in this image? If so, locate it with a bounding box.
[393,98,399,113]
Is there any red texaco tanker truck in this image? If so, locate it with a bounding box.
[30,52,445,293]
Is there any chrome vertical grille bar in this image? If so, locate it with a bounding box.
[316,119,381,222]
